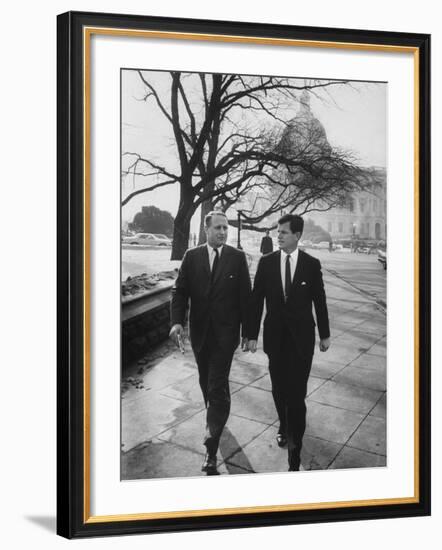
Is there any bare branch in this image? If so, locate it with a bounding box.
[137,70,173,123]
[122,152,179,181]
[122,179,175,206]
[177,79,197,144]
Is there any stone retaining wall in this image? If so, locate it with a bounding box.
[122,284,173,365]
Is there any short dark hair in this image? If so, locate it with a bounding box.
[278,214,304,235]
[204,210,228,228]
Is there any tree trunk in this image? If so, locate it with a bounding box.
[171,189,195,260]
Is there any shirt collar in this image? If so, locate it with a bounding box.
[207,243,223,255]
[281,247,298,261]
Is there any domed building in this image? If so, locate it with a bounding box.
[275,90,387,242]
[277,91,331,156]
[309,167,387,242]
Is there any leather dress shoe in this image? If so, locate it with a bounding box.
[202,454,218,475]
[276,432,287,447]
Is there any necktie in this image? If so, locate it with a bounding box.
[285,254,291,300]
[211,248,219,282]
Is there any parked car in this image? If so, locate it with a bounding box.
[153,233,171,241]
[152,234,173,245]
[298,239,312,250]
[335,239,352,249]
[311,241,330,250]
[122,233,171,246]
[353,239,380,254]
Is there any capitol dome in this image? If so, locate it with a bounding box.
[277,91,331,156]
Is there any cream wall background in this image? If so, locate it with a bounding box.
[0,0,439,547]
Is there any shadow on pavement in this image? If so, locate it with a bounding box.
[219,427,255,473]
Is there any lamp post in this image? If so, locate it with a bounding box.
[237,210,243,250]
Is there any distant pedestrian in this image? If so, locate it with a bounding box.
[260,230,273,255]
[329,240,333,253]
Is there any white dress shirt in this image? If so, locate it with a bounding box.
[280,248,299,296]
[207,244,223,271]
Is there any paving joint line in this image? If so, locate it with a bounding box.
[153,436,207,457]
[325,266,386,311]
[226,410,276,427]
[136,405,207,444]
[325,391,386,466]
[306,377,328,398]
[307,395,379,415]
[326,376,386,392]
[345,443,386,458]
[220,422,276,465]
[325,443,347,469]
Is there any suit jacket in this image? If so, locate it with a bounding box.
[171,244,251,353]
[248,249,330,359]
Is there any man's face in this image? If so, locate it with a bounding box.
[205,214,228,248]
[277,222,300,253]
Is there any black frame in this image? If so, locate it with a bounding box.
[57,11,431,539]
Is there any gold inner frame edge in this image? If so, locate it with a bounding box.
[82,26,421,524]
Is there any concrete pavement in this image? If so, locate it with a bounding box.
[121,252,386,479]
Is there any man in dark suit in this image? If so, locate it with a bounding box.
[248,214,330,471]
[260,230,273,255]
[170,211,251,475]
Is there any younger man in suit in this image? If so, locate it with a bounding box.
[248,214,330,471]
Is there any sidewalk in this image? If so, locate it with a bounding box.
[122,268,386,479]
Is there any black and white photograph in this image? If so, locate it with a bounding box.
[120,68,387,480]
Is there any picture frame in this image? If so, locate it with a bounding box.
[57,10,431,539]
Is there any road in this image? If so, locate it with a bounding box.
[306,248,386,305]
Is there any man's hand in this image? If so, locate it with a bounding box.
[319,337,330,352]
[248,339,258,353]
[241,337,249,351]
[169,324,185,351]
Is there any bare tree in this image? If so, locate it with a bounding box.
[122,71,366,259]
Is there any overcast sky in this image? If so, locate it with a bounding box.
[121,69,386,229]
